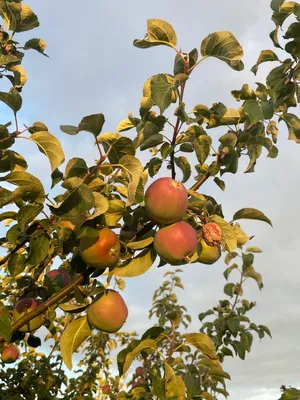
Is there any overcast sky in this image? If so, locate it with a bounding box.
[1,1,300,399]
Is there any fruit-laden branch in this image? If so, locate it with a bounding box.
[0,267,95,344]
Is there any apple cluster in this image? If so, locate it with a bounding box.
[145,177,222,265]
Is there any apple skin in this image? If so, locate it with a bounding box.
[44,269,71,295]
[87,290,128,333]
[79,227,121,269]
[101,385,111,394]
[197,238,221,265]
[145,177,188,224]
[1,344,20,364]
[154,221,198,265]
[135,366,144,376]
[12,298,44,333]
[202,222,222,245]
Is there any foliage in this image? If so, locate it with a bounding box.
[0,0,300,399]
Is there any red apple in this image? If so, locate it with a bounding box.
[154,221,198,265]
[102,385,111,394]
[1,344,20,364]
[44,269,71,295]
[87,290,128,333]
[12,298,44,333]
[145,177,188,224]
[80,227,120,269]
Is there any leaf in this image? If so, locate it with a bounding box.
[184,333,219,363]
[175,156,191,183]
[65,158,88,179]
[116,119,135,132]
[243,100,264,124]
[17,204,42,231]
[78,113,105,137]
[201,31,244,70]
[141,326,165,340]
[133,19,177,49]
[246,246,262,253]
[0,88,22,112]
[210,215,237,252]
[11,65,27,89]
[150,74,173,114]
[0,171,44,206]
[244,266,263,289]
[251,50,279,75]
[24,38,48,56]
[114,248,156,277]
[232,208,273,227]
[140,134,164,150]
[214,177,225,191]
[119,155,143,206]
[0,211,17,222]
[8,253,26,277]
[14,4,39,32]
[26,235,50,266]
[282,113,300,143]
[104,199,126,226]
[60,316,91,370]
[164,363,186,400]
[29,131,65,173]
[59,303,89,313]
[190,134,211,165]
[60,125,78,135]
[123,339,156,373]
[0,303,12,342]
[127,237,154,250]
[223,263,238,280]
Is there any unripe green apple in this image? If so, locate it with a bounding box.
[87,290,128,333]
[197,238,221,265]
[80,227,121,269]
[44,269,71,295]
[145,177,188,224]
[1,344,20,364]
[154,221,198,265]
[12,298,44,333]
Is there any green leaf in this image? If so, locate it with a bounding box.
[214,177,225,191]
[146,157,162,177]
[0,211,17,222]
[224,282,235,297]
[119,155,143,206]
[117,118,135,132]
[243,100,264,124]
[175,156,191,183]
[60,316,91,370]
[127,237,154,250]
[183,333,219,363]
[282,113,300,143]
[13,4,39,32]
[24,38,48,56]
[0,171,44,206]
[133,19,177,49]
[244,266,263,289]
[201,31,243,70]
[29,131,65,173]
[0,88,22,112]
[140,134,164,150]
[17,204,42,231]
[98,133,135,164]
[141,326,165,340]
[0,303,12,342]
[59,303,89,314]
[246,246,262,253]
[114,248,156,277]
[259,324,272,338]
[219,132,237,147]
[227,317,240,334]
[60,125,78,135]
[232,208,273,227]
[223,263,238,280]
[251,50,279,75]
[65,158,88,179]
[210,215,237,252]
[190,134,211,165]
[88,192,109,219]
[49,183,95,218]
[150,74,173,114]
[123,339,156,373]
[164,363,186,400]
[225,252,238,265]
[104,199,126,226]
[78,113,105,137]
[8,252,26,277]
[231,340,246,360]
[231,84,256,101]
[26,235,50,266]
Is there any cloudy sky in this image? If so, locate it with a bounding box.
[1,0,300,399]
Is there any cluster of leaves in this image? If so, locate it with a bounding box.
[0,0,299,399]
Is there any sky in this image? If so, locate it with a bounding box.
[1,0,300,399]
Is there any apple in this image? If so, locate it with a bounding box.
[135,366,144,376]
[1,344,20,364]
[79,227,121,269]
[44,269,71,295]
[197,238,221,265]
[102,385,111,394]
[202,222,222,245]
[12,298,44,333]
[154,221,198,265]
[145,177,188,224]
[87,290,128,333]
